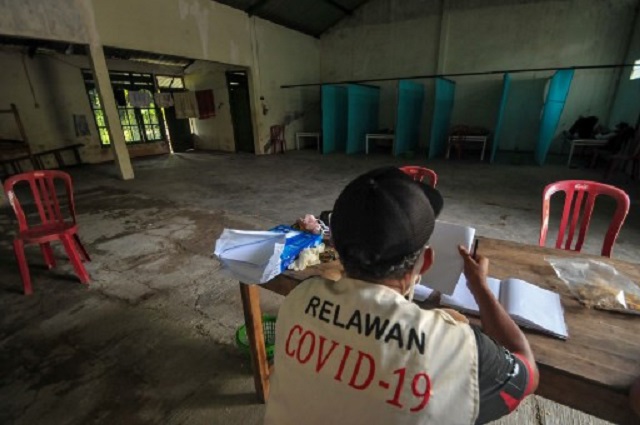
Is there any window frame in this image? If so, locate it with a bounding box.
[631,59,640,81]
[82,70,168,147]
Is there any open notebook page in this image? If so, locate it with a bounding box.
[441,274,501,315]
[422,221,476,295]
[500,278,568,339]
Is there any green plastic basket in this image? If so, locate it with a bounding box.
[235,315,277,360]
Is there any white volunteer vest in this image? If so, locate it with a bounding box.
[265,277,479,425]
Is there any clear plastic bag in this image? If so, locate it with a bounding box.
[546,257,640,315]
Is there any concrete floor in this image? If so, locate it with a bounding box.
[1,151,638,425]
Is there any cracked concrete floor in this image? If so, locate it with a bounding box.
[1,151,638,425]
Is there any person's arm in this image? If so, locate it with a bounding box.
[458,246,539,391]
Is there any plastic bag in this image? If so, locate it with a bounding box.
[214,226,322,284]
[269,225,323,271]
[546,257,640,314]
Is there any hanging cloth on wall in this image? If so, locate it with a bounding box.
[173,91,199,119]
[153,93,174,108]
[127,90,152,108]
[73,114,90,137]
[196,89,216,119]
[113,88,127,107]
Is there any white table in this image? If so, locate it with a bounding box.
[365,134,395,154]
[446,135,489,161]
[567,139,608,167]
[295,132,320,151]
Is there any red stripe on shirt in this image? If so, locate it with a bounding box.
[513,353,536,397]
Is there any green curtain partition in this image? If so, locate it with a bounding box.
[321,85,348,154]
[346,84,380,154]
[535,69,574,165]
[395,80,425,156]
[490,73,512,163]
[428,78,456,159]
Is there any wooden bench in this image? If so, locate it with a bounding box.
[0,154,34,177]
[33,144,84,169]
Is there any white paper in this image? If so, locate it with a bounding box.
[413,284,434,302]
[501,278,568,339]
[441,274,501,315]
[422,221,476,295]
[214,229,287,283]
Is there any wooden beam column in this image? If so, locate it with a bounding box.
[78,0,134,180]
[436,0,450,75]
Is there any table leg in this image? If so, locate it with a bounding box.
[316,135,320,152]
[445,141,451,159]
[239,282,270,403]
[481,140,486,161]
[365,137,370,155]
[296,135,300,151]
[72,147,83,165]
[54,152,65,168]
[568,143,575,167]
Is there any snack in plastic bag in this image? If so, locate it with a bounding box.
[546,257,640,314]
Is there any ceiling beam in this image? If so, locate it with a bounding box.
[320,0,352,15]
[245,0,272,15]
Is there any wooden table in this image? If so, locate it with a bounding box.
[446,134,489,161]
[239,237,640,424]
[295,132,321,151]
[365,133,395,154]
[567,138,608,167]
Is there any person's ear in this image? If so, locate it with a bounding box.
[419,247,434,274]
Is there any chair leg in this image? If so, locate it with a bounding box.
[40,242,56,269]
[73,234,91,262]
[13,240,33,295]
[61,235,90,284]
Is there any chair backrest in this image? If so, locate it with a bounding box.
[539,180,630,257]
[3,170,76,232]
[399,166,438,187]
[270,125,284,141]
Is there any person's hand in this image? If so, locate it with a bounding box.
[458,245,489,293]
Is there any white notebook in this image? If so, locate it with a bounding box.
[442,274,568,340]
[422,221,476,295]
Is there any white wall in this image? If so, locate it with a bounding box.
[0,0,322,157]
[184,60,237,152]
[92,0,321,153]
[321,0,639,153]
[610,7,640,127]
[0,0,88,43]
[92,0,254,67]
[0,48,181,165]
[251,18,321,152]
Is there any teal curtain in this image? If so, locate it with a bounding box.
[395,80,425,156]
[346,84,380,154]
[321,85,348,154]
[428,78,456,159]
[535,69,574,165]
[490,73,512,163]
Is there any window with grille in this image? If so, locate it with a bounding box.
[156,75,185,89]
[631,59,640,80]
[82,70,168,146]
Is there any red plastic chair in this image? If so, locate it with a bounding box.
[270,125,286,154]
[4,170,91,294]
[539,180,630,257]
[400,166,438,188]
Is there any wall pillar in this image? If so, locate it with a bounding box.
[436,0,450,75]
[78,0,134,180]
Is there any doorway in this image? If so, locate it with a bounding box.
[226,71,255,153]
[156,75,193,152]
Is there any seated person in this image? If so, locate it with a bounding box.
[265,167,539,425]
